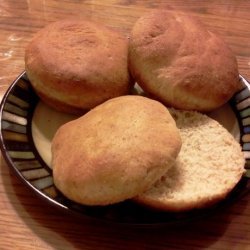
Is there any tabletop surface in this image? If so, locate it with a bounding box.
[0,1,250,249]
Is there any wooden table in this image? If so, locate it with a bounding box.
[0,1,249,249]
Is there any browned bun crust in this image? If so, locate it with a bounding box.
[25,19,133,114]
[52,95,182,206]
[128,9,241,112]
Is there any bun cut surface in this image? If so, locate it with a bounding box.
[128,9,241,112]
[135,109,245,212]
[25,19,132,114]
[52,96,182,206]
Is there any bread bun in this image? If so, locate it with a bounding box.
[128,9,241,112]
[25,19,133,114]
[52,96,182,206]
[135,109,245,211]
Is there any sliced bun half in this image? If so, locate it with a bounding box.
[135,109,245,212]
[52,96,182,206]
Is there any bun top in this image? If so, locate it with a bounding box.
[52,95,182,206]
[129,9,241,112]
[25,19,132,113]
[27,19,127,77]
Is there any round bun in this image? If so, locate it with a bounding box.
[135,109,245,212]
[52,95,182,206]
[128,9,241,112]
[25,19,133,114]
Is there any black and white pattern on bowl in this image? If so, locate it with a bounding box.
[0,71,249,226]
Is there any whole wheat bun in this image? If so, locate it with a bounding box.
[135,109,245,212]
[52,95,182,206]
[128,9,241,112]
[25,19,133,114]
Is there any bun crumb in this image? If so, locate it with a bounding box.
[135,109,245,212]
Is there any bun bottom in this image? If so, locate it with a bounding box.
[34,89,90,115]
[134,109,245,212]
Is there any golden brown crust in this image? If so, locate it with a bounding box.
[52,95,182,206]
[34,88,90,115]
[135,189,226,212]
[25,19,133,114]
[128,9,241,112]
